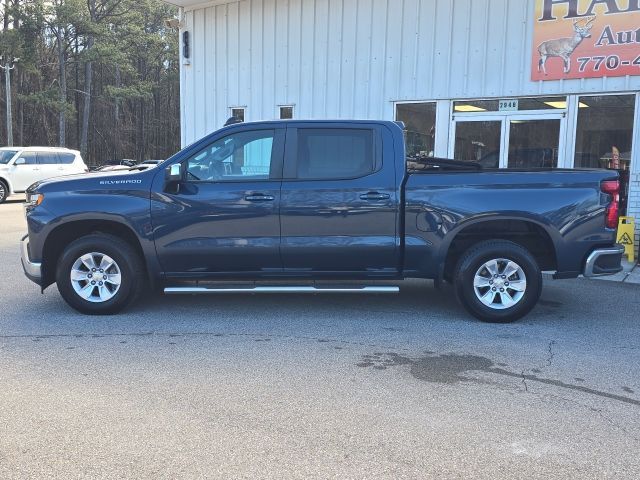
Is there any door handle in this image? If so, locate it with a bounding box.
[245,194,275,202]
[359,192,391,201]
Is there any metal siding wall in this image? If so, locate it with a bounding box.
[180,0,640,145]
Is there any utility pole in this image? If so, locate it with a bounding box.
[0,56,18,147]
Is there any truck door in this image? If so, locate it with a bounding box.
[151,127,285,276]
[280,124,399,276]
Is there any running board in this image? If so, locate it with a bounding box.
[164,286,400,295]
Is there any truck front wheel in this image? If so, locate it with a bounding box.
[55,234,145,315]
[453,240,542,323]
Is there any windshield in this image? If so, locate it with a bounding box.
[0,150,17,164]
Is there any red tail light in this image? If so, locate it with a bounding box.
[601,179,620,230]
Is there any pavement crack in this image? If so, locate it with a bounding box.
[0,331,412,353]
[522,339,557,380]
[546,340,556,368]
[540,393,640,444]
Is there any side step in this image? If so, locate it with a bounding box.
[164,285,400,295]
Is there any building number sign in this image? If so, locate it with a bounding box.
[499,100,519,112]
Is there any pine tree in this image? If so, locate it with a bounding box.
[0,0,180,165]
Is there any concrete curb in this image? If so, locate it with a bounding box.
[592,260,640,284]
[625,262,640,284]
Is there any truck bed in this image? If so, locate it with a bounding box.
[403,168,619,279]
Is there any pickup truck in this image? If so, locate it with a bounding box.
[20,120,624,323]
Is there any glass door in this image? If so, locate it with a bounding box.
[452,118,504,168]
[450,112,565,169]
[505,117,562,169]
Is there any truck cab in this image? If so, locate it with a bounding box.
[152,121,401,278]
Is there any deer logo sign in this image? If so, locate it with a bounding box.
[538,17,595,75]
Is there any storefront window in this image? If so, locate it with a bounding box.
[575,95,636,214]
[575,95,635,170]
[396,103,436,158]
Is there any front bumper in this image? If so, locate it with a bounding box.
[20,234,42,285]
[583,245,625,278]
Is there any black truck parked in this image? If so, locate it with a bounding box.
[21,120,624,322]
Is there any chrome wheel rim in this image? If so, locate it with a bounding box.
[0,182,5,200]
[473,258,527,310]
[70,252,122,303]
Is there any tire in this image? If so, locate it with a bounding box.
[453,240,542,323]
[0,180,8,204]
[56,234,145,315]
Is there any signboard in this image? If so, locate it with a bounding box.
[499,99,519,111]
[532,0,640,81]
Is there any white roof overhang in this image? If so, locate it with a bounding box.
[162,0,240,11]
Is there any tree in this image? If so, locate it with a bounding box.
[43,0,85,147]
[0,0,180,165]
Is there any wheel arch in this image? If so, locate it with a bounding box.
[440,215,559,282]
[41,219,150,289]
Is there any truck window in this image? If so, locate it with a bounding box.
[186,130,275,182]
[296,129,374,180]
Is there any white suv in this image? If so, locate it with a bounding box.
[0,147,88,203]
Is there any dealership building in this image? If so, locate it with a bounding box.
[167,0,640,256]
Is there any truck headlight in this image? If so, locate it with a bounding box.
[26,192,44,207]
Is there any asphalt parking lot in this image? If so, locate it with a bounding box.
[1,197,640,479]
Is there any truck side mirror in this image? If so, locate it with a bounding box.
[165,163,184,182]
[164,163,184,193]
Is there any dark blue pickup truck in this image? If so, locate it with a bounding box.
[21,120,624,322]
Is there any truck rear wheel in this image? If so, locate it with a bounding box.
[453,240,542,323]
[55,234,144,315]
